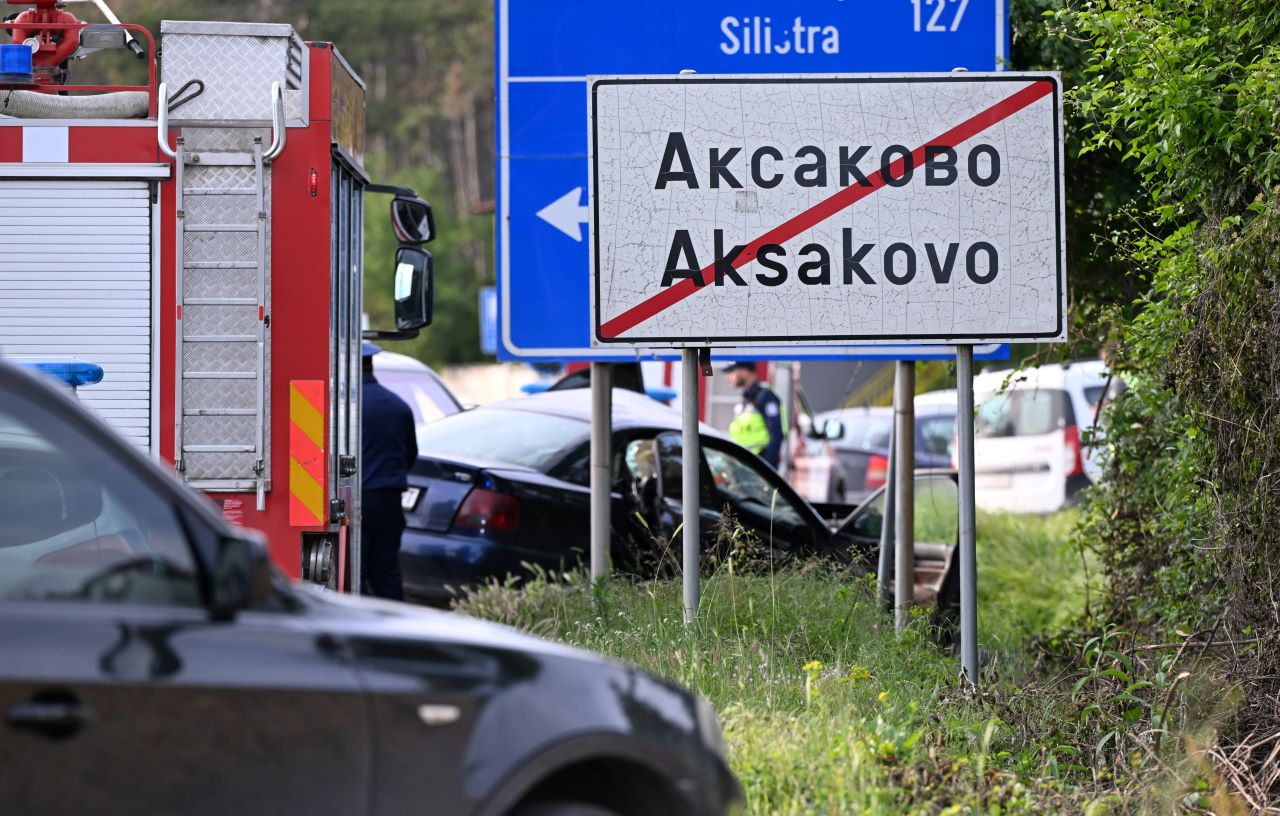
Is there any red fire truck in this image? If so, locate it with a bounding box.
[0,1,434,592]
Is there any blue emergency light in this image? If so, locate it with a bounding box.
[0,44,34,85]
[18,357,105,389]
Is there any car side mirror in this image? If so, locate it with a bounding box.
[391,196,435,244]
[210,533,274,620]
[394,246,434,332]
[824,420,845,441]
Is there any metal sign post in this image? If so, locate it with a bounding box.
[590,362,612,582]
[893,361,915,633]
[877,417,896,613]
[956,344,979,683]
[682,349,701,623]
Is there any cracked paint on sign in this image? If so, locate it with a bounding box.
[588,74,1065,347]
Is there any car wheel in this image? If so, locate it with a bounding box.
[510,803,622,816]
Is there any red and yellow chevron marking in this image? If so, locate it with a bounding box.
[289,380,326,527]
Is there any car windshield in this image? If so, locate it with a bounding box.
[378,369,462,427]
[975,388,1072,437]
[415,408,586,469]
[0,389,200,606]
[840,413,893,449]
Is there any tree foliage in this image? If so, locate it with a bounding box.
[1066,0,1280,786]
[1012,0,1142,335]
[1073,0,1280,219]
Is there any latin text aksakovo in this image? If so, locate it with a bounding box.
[654,132,1003,289]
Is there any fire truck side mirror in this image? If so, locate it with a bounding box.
[394,246,434,332]
[391,197,435,244]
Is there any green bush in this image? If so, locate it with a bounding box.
[1063,0,1280,797]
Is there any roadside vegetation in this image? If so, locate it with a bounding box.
[457,509,1249,814]
[1040,0,1280,809]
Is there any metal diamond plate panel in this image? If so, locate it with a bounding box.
[186,414,256,444]
[187,376,254,409]
[185,451,260,481]
[186,232,257,264]
[181,128,272,152]
[162,28,302,122]
[186,193,258,225]
[183,343,255,374]
[183,161,256,185]
[184,305,259,337]
[185,267,256,300]
[185,380,254,411]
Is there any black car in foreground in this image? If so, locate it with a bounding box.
[0,361,741,816]
[402,389,961,617]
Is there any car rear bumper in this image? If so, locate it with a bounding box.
[399,528,581,606]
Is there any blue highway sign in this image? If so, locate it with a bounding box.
[498,0,1011,360]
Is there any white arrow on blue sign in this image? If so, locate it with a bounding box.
[536,187,590,242]
[498,0,1011,360]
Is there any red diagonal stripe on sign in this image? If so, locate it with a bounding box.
[598,79,1056,340]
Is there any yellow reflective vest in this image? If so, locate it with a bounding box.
[729,404,771,454]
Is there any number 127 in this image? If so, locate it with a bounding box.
[911,0,971,32]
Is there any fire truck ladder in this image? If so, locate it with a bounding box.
[162,83,286,510]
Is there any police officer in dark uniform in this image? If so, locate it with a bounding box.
[723,361,785,469]
[360,340,418,600]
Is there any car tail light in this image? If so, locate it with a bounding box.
[1063,425,1084,477]
[864,454,889,489]
[453,488,520,534]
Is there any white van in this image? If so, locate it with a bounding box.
[962,360,1118,514]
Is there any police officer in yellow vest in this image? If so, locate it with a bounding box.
[724,361,785,469]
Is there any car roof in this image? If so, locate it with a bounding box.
[974,359,1111,392]
[372,350,435,372]
[1061,359,1111,386]
[819,400,954,427]
[818,405,892,422]
[482,387,728,439]
[915,389,957,408]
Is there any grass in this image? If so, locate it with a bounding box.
[977,510,1087,645]
[453,509,1161,814]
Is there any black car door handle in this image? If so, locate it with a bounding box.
[6,701,95,738]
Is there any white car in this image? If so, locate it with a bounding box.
[372,351,463,428]
[964,360,1119,514]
